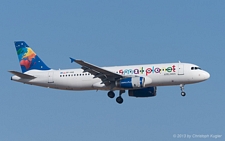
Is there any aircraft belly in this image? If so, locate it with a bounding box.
[150,74,190,86]
[54,77,99,90]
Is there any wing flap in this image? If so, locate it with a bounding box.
[8,70,36,79]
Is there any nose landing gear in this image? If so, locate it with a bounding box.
[181,91,186,96]
[180,84,186,96]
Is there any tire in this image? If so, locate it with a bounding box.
[107,91,115,98]
[181,92,186,96]
[116,96,123,104]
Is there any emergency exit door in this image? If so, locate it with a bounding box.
[178,64,184,75]
[48,72,54,83]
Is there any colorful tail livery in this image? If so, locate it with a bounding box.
[15,41,50,73]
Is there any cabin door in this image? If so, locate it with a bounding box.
[178,64,184,75]
[48,72,54,83]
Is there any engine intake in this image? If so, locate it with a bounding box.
[128,87,157,97]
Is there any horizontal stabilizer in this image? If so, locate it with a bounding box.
[8,70,36,79]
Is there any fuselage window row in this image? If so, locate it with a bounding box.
[60,73,92,77]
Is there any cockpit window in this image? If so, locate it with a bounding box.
[191,67,201,70]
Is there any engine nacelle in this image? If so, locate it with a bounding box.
[116,77,151,89]
[116,77,144,88]
[128,87,157,97]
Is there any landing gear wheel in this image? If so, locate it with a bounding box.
[181,92,186,96]
[116,96,123,104]
[180,84,186,97]
[107,91,115,98]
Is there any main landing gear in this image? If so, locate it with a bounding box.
[107,90,125,104]
[107,91,115,98]
[180,84,186,96]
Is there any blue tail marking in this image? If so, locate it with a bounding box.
[15,41,51,73]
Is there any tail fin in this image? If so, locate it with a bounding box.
[14,41,50,73]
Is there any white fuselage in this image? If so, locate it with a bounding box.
[11,62,210,91]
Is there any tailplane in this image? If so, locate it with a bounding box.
[14,41,50,73]
[8,70,36,79]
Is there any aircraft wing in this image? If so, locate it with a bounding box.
[70,58,123,85]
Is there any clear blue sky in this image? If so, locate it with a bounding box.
[1,1,224,140]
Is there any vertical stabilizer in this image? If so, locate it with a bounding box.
[14,41,50,73]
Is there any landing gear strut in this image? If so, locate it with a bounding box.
[180,84,186,96]
[116,90,125,104]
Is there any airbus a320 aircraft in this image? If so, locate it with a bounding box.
[9,41,210,104]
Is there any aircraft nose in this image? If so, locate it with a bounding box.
[203,71,210,80]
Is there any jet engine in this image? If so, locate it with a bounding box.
[115,76,152,89]
[128,87,157,97]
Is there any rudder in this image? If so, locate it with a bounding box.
[15,41,50,73]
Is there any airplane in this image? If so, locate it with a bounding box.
[9,41,210,104]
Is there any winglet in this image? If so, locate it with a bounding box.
[70,57,76,63]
